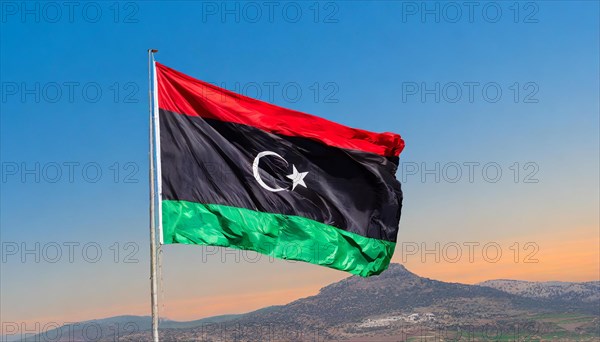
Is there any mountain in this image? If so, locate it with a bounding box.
[221,264,599,340]
[478,279,600,304]
[235,264,550,325]
[12,264,600,341]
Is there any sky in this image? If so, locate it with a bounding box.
[1,0,599,331]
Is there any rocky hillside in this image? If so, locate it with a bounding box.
[232,264,547,326]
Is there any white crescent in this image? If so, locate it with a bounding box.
[252,151,288,192]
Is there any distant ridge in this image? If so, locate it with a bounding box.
[478,279,600,304]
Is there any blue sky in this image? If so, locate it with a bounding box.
[1,1,598,327]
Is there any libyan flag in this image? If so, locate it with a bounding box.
[155,63,404,276]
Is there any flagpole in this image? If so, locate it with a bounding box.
[148,48,160,342]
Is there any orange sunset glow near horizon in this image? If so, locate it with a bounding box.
[12,225,599,327]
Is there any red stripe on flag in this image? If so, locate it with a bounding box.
[156,62,404,157]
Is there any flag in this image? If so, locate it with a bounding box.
[156,63,404,276]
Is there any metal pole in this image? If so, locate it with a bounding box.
[148,48,159,342]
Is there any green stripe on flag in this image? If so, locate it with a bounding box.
[161,200,396,277]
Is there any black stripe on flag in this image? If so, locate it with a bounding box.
[160,109,402,243]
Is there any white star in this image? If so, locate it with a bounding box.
[286,165,309,191]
